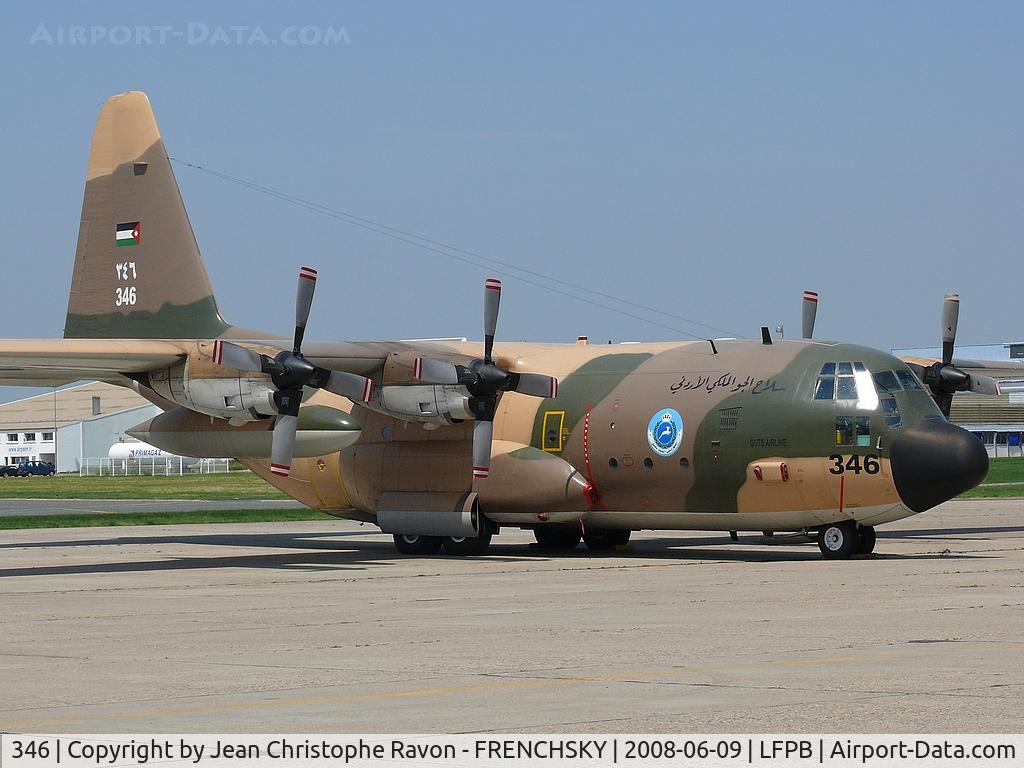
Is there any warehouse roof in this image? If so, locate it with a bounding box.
[0,382,153,431]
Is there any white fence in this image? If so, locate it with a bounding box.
[79,457,232,476]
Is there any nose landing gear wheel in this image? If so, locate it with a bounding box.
[854,524,876,555]
[817,521,858,559]
[393,534,443,556]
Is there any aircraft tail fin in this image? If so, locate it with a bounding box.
[64,91,232,339]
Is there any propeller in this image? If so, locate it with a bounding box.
[210,266,374,477]
[413,277,558,483]
[920,293,1000,418]
[801,290,818,339]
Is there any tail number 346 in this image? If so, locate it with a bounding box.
[829,454,880,475]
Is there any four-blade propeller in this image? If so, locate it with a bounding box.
[412,278,558,484]
[211,266,374,477]
[919,293,999,418]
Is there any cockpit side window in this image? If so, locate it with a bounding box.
[896,369,924,390]
[835,416,853,445]
[873,370,901,393]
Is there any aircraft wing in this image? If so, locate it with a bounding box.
[0,339,188,386]
[0,337,471,388]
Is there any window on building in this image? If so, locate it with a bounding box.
[24,433,36,442]
[42,432,54,441]
[6,433,17,442]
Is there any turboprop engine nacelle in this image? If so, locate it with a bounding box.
[146,360,277,421]
[376,385,474,426]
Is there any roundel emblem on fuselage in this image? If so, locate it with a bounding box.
[647,408,684,457]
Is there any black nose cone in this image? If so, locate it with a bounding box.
[890,418,988,513]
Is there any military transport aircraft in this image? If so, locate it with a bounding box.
[2,92,1018,559]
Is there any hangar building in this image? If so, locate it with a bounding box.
[0,382,160,473]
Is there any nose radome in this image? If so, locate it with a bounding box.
[889,418,988,513]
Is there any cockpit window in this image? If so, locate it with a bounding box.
[836,415,871,445]
[815,361,864,400]
[896,369,924,390]
[873,371,901,393]
[836,375,858,399]
[881,394,901,428]
[814,376,835,400]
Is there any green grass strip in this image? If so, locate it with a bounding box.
[0,508,328,529]
[961,484,1024,499]
[0,472,288,500]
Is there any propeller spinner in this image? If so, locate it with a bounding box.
[413,278,558,484]
[211,266,374,477]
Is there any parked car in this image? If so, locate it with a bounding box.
[0,465,19,477]
[17,461,55,476]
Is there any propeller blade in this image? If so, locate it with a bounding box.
[293,266,318,354]
[269,414,298,477]
[510,373,559,398]
[483,278,501,363]
[969,374,1001,396]
[322,370,375,402]
[801,290,818,339]
[413,357,460,385]
[472,419,493,481]
[211,340,262,372]
[941,293,959,365]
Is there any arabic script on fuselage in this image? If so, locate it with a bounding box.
[669,373,786,396]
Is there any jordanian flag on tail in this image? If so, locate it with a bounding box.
[116,221,141,247]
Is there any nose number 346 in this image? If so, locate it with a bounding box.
[829,454,880,475]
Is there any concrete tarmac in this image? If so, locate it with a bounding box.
[0,498,1021,733]
[0,498,305,517]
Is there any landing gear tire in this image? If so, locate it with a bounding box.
[583,528,631,551]
[817,521,858,559]
[854,525,876,555]
[393,534,442,556]
[533,527,582,551]
[442,516,494,556]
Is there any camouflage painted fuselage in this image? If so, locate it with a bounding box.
[255,337,945,533]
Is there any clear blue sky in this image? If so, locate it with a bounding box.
[1,2,1021,401]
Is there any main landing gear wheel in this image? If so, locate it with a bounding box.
[442,516,495,556]
[583,528,631,551]
[854,525,876,555]
[817,521,858,559]
[393,534,442,556]
[533,527,582,551]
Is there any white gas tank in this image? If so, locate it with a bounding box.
[107,441,198,464]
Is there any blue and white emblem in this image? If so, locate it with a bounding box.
[647,408,684,457]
